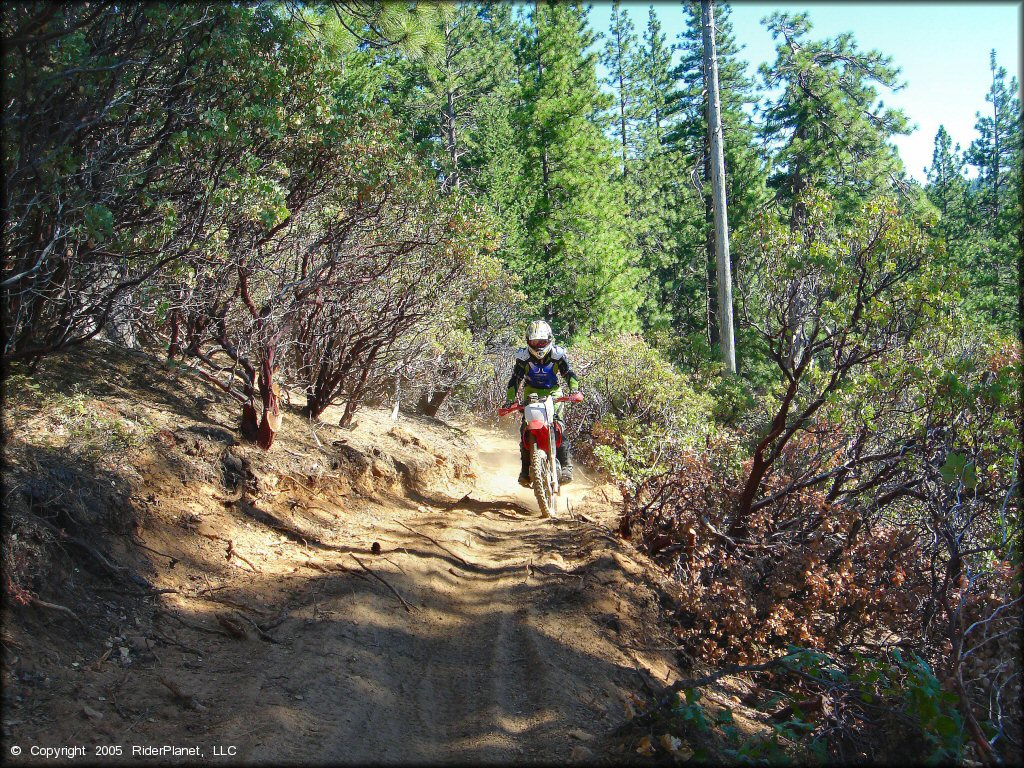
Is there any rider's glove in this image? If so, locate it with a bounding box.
[568,392,583,403]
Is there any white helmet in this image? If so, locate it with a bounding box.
[526,319,553,361]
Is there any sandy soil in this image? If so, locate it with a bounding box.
[4,348,689,765]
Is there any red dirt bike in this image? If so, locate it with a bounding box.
[498,392,582,518]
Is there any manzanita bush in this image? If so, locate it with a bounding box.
[620,192,1021,762]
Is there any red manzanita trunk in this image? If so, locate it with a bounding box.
[240,348,282,450]
[255,350,281,450]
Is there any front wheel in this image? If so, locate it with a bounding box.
[531,444,556,518]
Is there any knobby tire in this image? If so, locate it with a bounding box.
[531,444,555,518]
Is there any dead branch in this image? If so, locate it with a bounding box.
[192,591,269,615]
[215,613,248,639]
[218,487,245,505]
[152,631,203,657]
[157,676,206,711]
[132,539,179,567]
[234,612,281,644]
[225,539,258,571]
[262,608,291,631]
[282,473,318,495]
[29,597,87,627]
[350,554,417,612]
[395,520,468,565]
[157,609,231,638]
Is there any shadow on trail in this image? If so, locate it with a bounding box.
[119,529,640,765]
[400,485,542,521]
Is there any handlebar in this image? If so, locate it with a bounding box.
[498,393,582,417]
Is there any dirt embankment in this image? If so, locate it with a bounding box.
[2,343,755,764]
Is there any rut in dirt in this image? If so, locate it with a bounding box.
[200,426,670,764]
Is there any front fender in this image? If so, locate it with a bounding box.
[526,423,549,452]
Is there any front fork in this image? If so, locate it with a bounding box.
[548,422,559,495]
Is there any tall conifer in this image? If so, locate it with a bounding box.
[517,1,641,336]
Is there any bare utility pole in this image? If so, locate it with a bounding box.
[701,0,736,374]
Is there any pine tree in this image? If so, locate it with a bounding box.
[600,2,641,178]
[516,0,641,337]
[665,2,763,348]
[963,51,1021,333]
[386,3,518,194]
[967,50,1021,232]
[925,126,970,246]
[758,12,909,227]
[622,6,703,341]
[469,5,534,277]
[637,8,674,152]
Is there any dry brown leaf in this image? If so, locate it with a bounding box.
[636,735,655,756]
[622,698,637,720]
[660,733,693,760]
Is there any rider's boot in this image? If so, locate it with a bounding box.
[557,441,573,484]
[518,444,531,487]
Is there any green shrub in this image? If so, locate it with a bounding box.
[568,333,714,486]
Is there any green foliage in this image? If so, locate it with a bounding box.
[759,12,910,225]
[514,2,642,336]
[660,649,970,765]
[570,334,713,485]
[655,2,766,350]
[923,51,1022,336]
[672,687,710,734]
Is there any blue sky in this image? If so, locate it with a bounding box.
[588,1,1022,182]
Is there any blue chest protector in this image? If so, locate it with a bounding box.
[525,361,559,389]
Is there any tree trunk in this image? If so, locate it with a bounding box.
[255,355,280,450]
[417,386,452,418]
[701,0,736,374]
[704,142,719,346]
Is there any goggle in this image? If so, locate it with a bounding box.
[527,338,551,350]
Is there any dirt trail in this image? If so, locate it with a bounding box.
[237,427,654,764]
[6,368,684,765]
[191,425,676,765]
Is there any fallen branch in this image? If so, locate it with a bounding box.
[158,676,206,711]
[282,474,318,495]
[90,648,113,670]
[628,652,659,699]
[132,540,179,567]
[193,591,270,615]
[226,540,258,571]
[615,641,685,653]
[238,501,313,545]
[395,520,468,565]
[157,609,231,638]
[218,487,245,505]
[152,631,203,657]
[770,695,824,722]
[261,608,291,631]
[93,586,178,598]
[308,419,326,451]
[33,514,143,584]
[235,612,281,644]
[29,596,87,627]
[528,562,582,579]
[215,613,248,639]
[350,554,417,612]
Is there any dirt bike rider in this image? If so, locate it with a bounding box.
[504,320,582,488]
